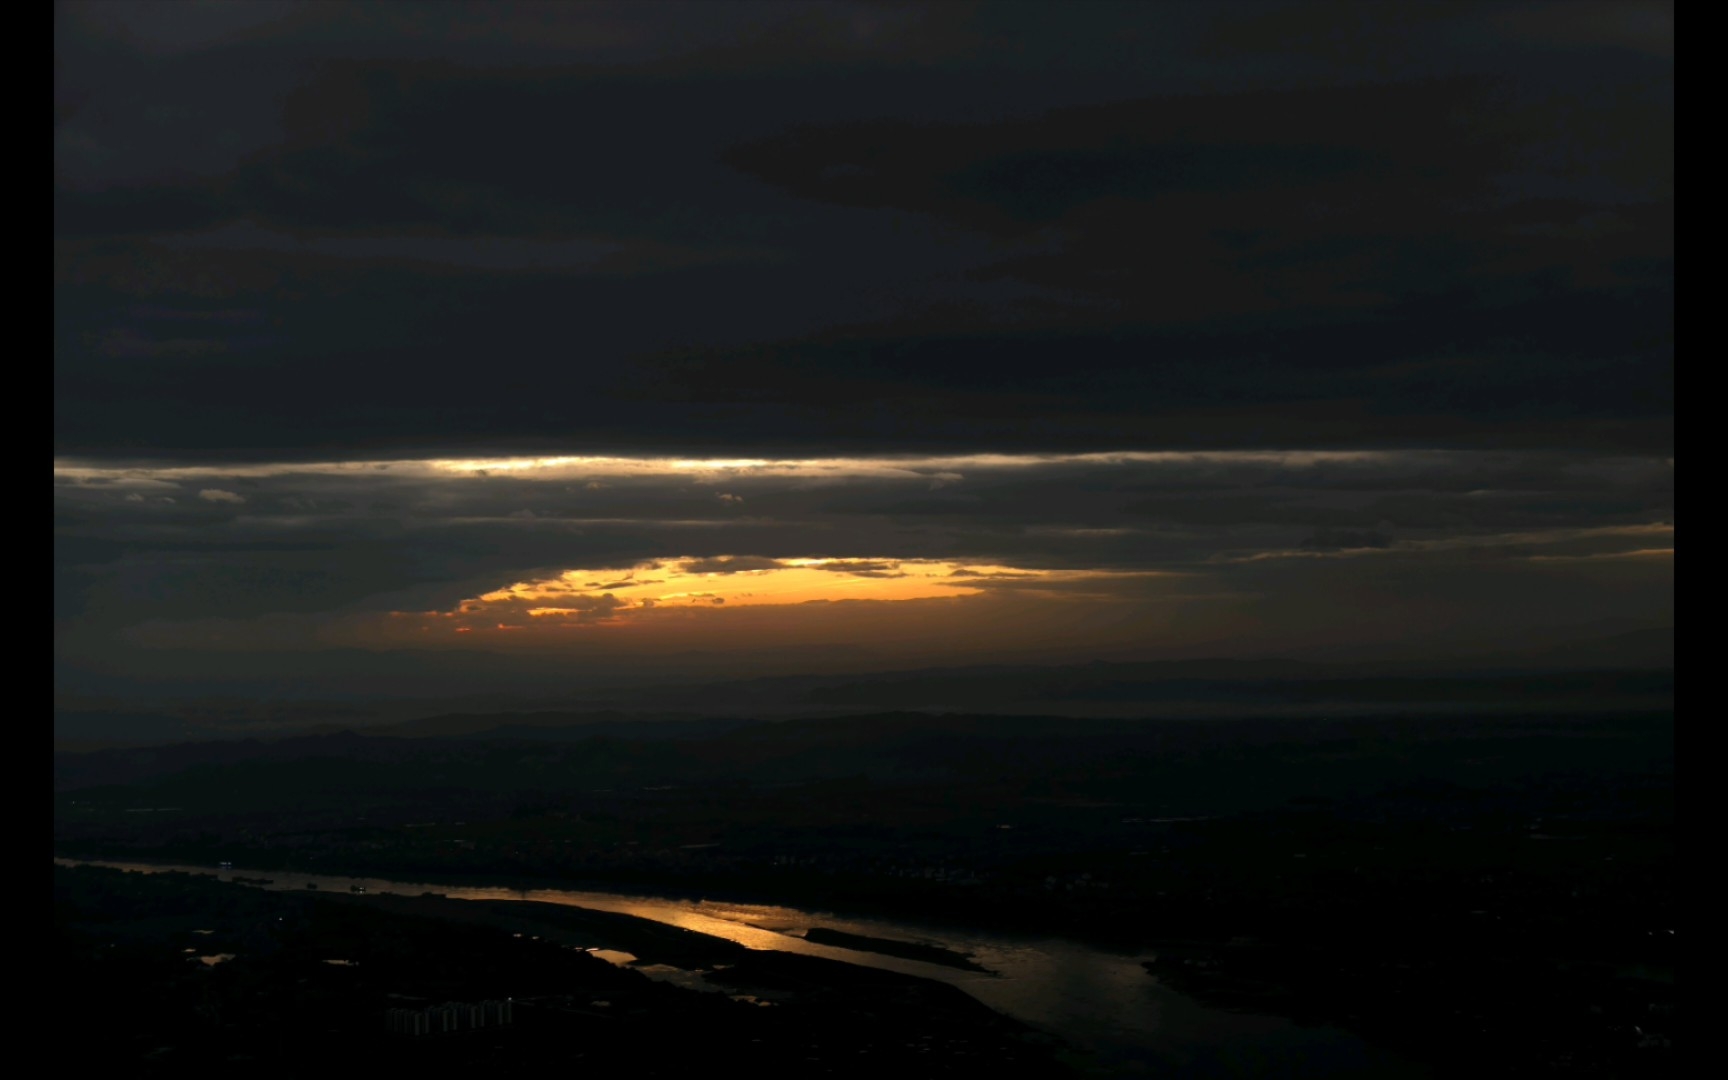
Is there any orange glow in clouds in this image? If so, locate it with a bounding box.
[399,557,1129,634]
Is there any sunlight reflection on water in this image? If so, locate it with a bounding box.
[58,858,1430,1077]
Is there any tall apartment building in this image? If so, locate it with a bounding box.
[385,999,514,1036]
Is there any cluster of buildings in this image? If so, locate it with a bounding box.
[386,999,513,1036]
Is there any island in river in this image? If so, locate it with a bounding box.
[802,926,992,973]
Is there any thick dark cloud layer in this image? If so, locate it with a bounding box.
[56,0,1671,459]
[54,2,1673,696]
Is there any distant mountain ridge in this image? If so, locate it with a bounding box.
[53,707,1675,806]
[54,627,1672,751]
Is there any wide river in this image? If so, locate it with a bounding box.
[58,858,1430,1077]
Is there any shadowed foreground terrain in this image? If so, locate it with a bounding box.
[56,708,1675,1076]
[56,863,1064,1078]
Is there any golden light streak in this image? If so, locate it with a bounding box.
[1220,523,1674,563]
[397,556,1160,633]
[1523,547,1675,562]
[53,449,1415,485]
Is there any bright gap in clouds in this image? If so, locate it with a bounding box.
[402,556,1154,633]
[53,448,1405,484]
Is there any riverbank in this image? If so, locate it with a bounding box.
[339,891,751,966]
[56,860,1072,1077]
[803,926,992,973]
[328,890,1023,1023]
[55,855,1440,1078]
[51,843,1154,953]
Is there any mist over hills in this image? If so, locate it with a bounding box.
[55,627,1672,751]
[53,708,1675,817]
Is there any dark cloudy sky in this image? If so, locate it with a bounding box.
[54,1,1672,700]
